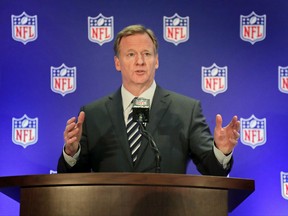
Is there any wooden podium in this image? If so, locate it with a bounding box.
[0,173,254,216]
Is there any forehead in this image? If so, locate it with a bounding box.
[119,33,155,51]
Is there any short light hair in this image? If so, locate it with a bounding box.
[113,24,158,57]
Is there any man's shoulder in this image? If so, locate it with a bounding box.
[157,86,199,104]
[82,88,121,111]
[85,95,110,108]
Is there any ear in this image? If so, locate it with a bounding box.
[114,56,121,71]
[155,54,159,69]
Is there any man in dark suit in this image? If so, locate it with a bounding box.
[57,24,240,176]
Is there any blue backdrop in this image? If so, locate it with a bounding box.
[1,0,288,215]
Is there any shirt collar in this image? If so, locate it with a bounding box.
[121,80,156,112]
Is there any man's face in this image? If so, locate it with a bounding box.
[114,33,159,92]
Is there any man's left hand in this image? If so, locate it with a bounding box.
[214,114,240,155]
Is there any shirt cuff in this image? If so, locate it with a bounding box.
[213,144,232,169]
[63,144,81,167]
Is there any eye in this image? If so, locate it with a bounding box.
[127,52,135,57]
[143,52,152,57]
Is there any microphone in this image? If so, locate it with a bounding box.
[132,98,150,123]
[132,97,161,173]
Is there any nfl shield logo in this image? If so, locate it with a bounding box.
[202,63,228,96]
[240,115,267,149]
[11,11,38,45]
[88,13,114,45]
[240,11,266,44]
[51,63,77,96]
[163,13,189,45]
[281,171,288,200]
[278,66,288,94]
[12,114,38,148]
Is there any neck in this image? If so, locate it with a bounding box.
[124,82,153,97]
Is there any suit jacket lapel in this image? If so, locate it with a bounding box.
[106,88,134,167]
[146,86,171,134]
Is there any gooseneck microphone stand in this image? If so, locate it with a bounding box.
[137,114,161,173]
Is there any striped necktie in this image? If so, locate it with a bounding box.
[126,109,142,165]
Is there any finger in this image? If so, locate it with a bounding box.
[64,128,76,143]
[229,137,238,145]
[64,122,77,137]
[215,114,223,130]
[65,127,81,146]
[67,126,80,138]
[77,111,85,126]
[235,120,240,132]
[233,130,240,139]
[64,116,78,141]
[65,136,78,145]
[64,118,77,134]
[230,116,238,127]
[66,116,76,125]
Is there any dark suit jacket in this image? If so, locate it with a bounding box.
[57,85,232,176]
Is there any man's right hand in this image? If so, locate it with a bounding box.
[63,111,85,156]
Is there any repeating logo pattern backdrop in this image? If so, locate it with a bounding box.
[0,0,288,215]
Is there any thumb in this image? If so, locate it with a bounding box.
[215,114,223,130]
[77,111,85,126]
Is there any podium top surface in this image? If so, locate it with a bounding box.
[0,173,255,212]
[0,172,254,190]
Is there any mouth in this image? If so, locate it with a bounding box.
[135,70,145,74]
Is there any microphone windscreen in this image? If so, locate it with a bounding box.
[132,98,150,123]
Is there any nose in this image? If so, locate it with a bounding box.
[136,54,145,65]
